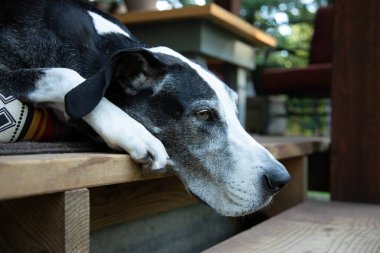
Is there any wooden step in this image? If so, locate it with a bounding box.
[0,136,329,201]
[204,200,380,253]
[0,137,328,252]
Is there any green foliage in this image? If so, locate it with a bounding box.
[256,22,313,68]
[168,0,332,68]
[240,1,333,137]
[287,98,331,136]
[241,0,330,27]
[241,0,332,68]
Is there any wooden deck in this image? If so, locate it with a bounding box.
[0,137,328,252]
[204,200,380,253]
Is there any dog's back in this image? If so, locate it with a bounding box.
[0,0,141,77]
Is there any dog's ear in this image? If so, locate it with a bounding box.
[112,49,167,96]
[65,49,167,119]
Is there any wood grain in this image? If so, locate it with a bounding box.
[90,177,196,231]
[204,201,380,253]
[0,137,328,201]
[115,4,276,47]
[331,0,380,203]
[0,153,172,200]
[0,189,89,253]
[65,189,90,253]
[0,137,321,252]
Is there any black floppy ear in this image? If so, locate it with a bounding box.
[65,66,112,120]
[112,49,167,96]
[65,49,167,119]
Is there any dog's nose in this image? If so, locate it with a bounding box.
[264,166,291,193]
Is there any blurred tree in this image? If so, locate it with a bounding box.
[239,0,333,137]
[162,0,332,68]
[240,0,333,68]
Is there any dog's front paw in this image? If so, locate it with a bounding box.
[116,132,173,171]
[83,98,173,171]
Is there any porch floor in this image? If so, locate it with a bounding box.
[204,200,380,253]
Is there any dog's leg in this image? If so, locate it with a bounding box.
[0,68,171,170]
[82,98,171,170]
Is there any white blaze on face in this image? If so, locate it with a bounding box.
[149,47,235,118]
[88,11,131,38]
[148,47,269,157]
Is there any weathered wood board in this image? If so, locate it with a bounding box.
[90,177,196,231]
[0,137,329,201]
[204,200,380,253]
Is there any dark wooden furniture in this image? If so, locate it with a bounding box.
[214,0,241,15]
[331,0,380,203]
[257,5,333,97]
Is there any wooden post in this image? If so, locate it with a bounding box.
[214,0,241,15]
[0,189,89,253]
[331,0,380,202]
[222,64,249,126]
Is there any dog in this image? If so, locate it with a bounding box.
[0,0,290,216]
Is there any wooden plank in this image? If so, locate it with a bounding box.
[263,156,307,216]
[115,4,276,47]
[255,136,330,160]
[0,153,171,200]
[0,137,328,201]
[204,200,380,253]
[89,156,308,231]
[127,20,256,69]
[90,177,196,231]
[331,0,380,203]
[65,189,90,253]
[0,189,89,253]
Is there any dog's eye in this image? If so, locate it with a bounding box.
[196,110,211,121]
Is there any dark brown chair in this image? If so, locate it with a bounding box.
[256,5,333,97]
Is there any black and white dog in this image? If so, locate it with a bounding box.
[0,0,290,216]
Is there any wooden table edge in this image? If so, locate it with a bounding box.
[114,4,277,47]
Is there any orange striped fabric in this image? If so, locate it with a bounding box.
[22,107,65,141]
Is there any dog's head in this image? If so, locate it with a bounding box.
[66,46,291,216]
